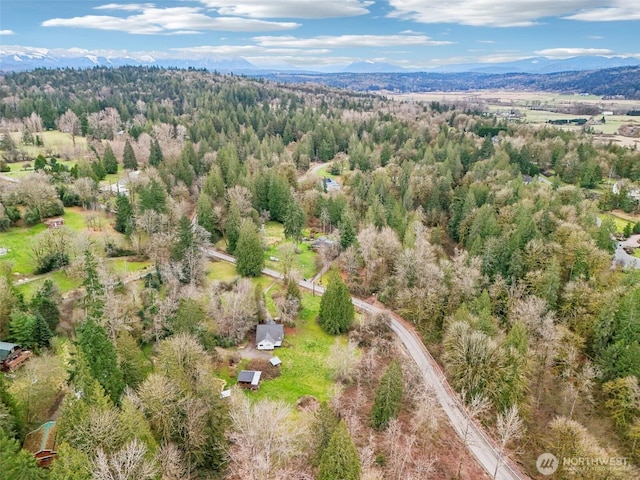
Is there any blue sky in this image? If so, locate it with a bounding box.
[1,1,639,69]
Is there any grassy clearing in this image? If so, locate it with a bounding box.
[206,260,238,282]
[316,163,340,181]
[15,270,82,299]
[250,292,339,404]
[8,130,88,157]
[108,258,151,276]
[0,207,118,274]
[264,241,317,280]
[600,212,636,234]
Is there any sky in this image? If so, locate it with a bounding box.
[0,1,639,69]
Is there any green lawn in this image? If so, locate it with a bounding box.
[264,240,318,280]
[0,208,116,274]
[15,270,82,299]
[206,260,238,282]
[250,292,341,404]
[108,258,152,276]
[316,163,340,181]
[600,213,634,234]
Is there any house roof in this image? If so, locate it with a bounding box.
[0,341,18,361]
[256,324,284,344]
[311,236,337,249]
[238,370,262,386]
[23,421,57,455]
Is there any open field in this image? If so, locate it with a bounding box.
[245,292,339,403]
[7,130,89,157]
[392,90,640,148]
[264,240,318,280]
[0,206,119,274]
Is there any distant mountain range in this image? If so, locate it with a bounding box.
[2,45,640,75]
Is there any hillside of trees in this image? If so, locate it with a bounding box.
[259,65,640,98]
[1,66,640,479]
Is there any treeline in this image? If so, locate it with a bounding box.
[260,65,640,99]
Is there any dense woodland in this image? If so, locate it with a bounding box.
[1,67,640,479]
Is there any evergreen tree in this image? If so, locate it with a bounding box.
[116,331,152,389]
[196,192,219,241]
[181,140,204,176]
[371,359,404,430]
[317,420,361,480]
[225,201,242,254]
[138,179,167,213]
[32,313,53,349]
[235,219,264,277]
[82,250,105,320]
[48,442,93,480]
[283,199,306,244]
[311,401,339,466]
[8,311,36,349]
[339,212,356,250]
[114,193,134,234]
[268,174,292,223]
[30,279,60,331]
[91,160,106,181]
[172,215,195,262]
[76,317,124,404]
[318,269,354,335]
[0,429,47,480]
[122,139,138,170]
[0,375,24,437]
[148,138,163,167]
[102,143,118,174]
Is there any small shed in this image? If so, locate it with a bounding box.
[270,357,282,367]
[220,389,231,399]
[23,421,58,467]
[237,370,262,389]
[256,324,284,350]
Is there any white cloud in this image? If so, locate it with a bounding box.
[535,47,615,58]
[95,3,156,11]
[477,40,496,44]
[565,3,640,21]
[171,45,330,56]
[42,5,299,34]
[253,34,453,48]
[386,1,629,27]
[198,0,373,19]
[0,30,15,35]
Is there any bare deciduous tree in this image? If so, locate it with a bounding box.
[209,279,256,344]
[227,394,305,480]
[94,439,158,480]
[159,443,190,480]
[56,109,81,145]
[327,339,359,383]
[493,405,524,480]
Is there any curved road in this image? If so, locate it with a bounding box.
[206,248,527,480]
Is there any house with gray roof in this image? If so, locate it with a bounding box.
[256,324,284,350]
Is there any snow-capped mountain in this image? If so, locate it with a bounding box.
[0,46,257,72]
[1,46,640,75]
